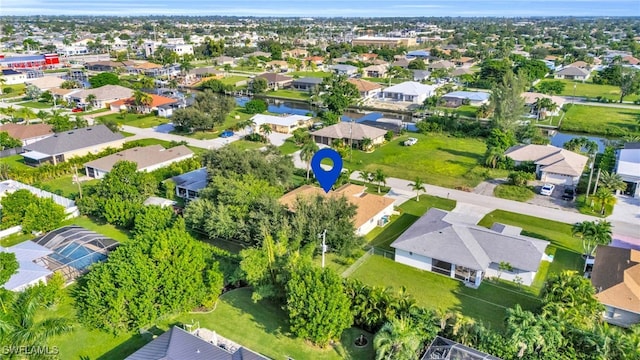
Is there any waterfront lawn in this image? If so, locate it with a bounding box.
[366,196,456,250]
[220,75,249,86]
[168,288,374,360]
[561,104,640,136]
[268,89,311,100]
[349,255,541,329]
[343,133,488,188]
[290,71,331,78]
[539,79,639,102]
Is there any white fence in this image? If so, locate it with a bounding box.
[0,180,76,209]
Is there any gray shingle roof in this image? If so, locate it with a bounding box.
[125,326,269,360]
[24,125,124,156]
[391,209,549,272]
[172,167,208,192]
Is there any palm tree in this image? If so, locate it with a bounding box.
[85,94,97,109]
[573,220,612,256]
[133,90,153,113]
[299,140,319,180]
[361,137,373,151]
[138,76,155,90]
[1,105,16,121]
[359,171,372,185]
[36,110,50,121]
[374,168,387,194]
[598,170,626,193]
[373,317,421,360]
[408,178,426,201]
[594,188,617,215]
[16,107,37,124]
[0,77,6,97]
[0,290,73,355]
[484,147,504,169]
[259,123,272,143]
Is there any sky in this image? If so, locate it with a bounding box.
[1,0,639,17]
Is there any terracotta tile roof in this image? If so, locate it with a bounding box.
[348,78,383,92]
[0,123,53,140]
[279,184,395,229]
[110,94,177,109]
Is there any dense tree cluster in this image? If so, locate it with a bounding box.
[0,189,66,233]
[88,72,120,88]
[0,131,22,149]
[171,90,236,131]
[320,75,359,124]
[75,210,224,333]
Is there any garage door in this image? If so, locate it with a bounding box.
[542,172,573,185]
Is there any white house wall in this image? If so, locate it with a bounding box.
[541,171,577,185]
[602,305,640,328]
[395,249,433,272]
[484,266,536,286]
[356,203,395,236]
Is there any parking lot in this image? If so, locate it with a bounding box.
[527,181,579,212]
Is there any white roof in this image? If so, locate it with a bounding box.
[1,241,53,291]
[617,148,640,178]
[383,81,437,96]
[251,114,312,127]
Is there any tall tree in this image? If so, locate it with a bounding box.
[618,68,640,103]
[489,71,526,132]
[374,168,387,194]
[321,74,359,116]
[598,170,627,193]
[286,265,353,347]
[572,220,612,257]
[300,140,319,180]
[408,178,426,201]
[373,317,422,360]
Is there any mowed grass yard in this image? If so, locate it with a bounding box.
[349,256,541,330]
[290,71,331,78]
[97,113,168,128]
[344,133,488,188]
[539,78,640,102]
[561,104,640,136]
[268,89,311,100]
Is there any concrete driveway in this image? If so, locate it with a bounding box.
[527,182,578,212]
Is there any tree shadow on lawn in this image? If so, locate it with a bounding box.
[222,289,288,338]
[610,118,640,133]
[96,334,149,360]
[437,147,483,160]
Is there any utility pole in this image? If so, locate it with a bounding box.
[349,119,354,162]
[73,165,82,199]
[319,229,327,268]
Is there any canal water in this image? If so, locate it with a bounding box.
[234,96,614,152]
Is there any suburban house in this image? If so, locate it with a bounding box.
[412,70,431,82]
[454,57,477,67]
[441,91,490,107]
[391,58,410,68]
[428,60,456,71]
[24,76,65,91]
[358,53,379,62]
[329,64,359,76]
[109,93,178,114]
[212,56,236,66]
[0,123,53,146]
[521,92,566,117]
[591,245,640,327]
[304,56,324,66]
[284,48,309,58]
[266,60,289,71]
[22,125,125,166]
[554,66,590,81]
[172,167,208,200]
[1,69,27,84]
[504,144,588,185]
[347,78,383,99]
[380,81,437,103]
[1,226,118,291]
[83,145,194,179]
[406,50,430,59]
[279,184,395,236]
[615,142,640,198]
[85,60,135,72]
[567,60,592,70]
[391,208,549,287]
[292,77,323,91]
[250,114,314,134]
[310,122,387,147]
[69,85,134,108]
[451,67,474,77]
[50,88,80,103]
[125,325,268,360]
[363,64,387,78]
[254,73,293,90]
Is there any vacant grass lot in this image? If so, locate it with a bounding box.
[19,100,52,109]
[349,256,541,329]
[268,89,311,100]
[219,75,249,86]
[0,83,25,98]
[493,184,535,202]
[97,113,168,129]
[539,78,640,102]
[561,104,640,136]
[366,196,456,250]
[290,71,332,78]
[343,133,488,188]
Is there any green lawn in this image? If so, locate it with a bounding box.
[61,216,131,243]
[349,256,540,329]
[343,133,488,188]
[362,77,405,84]
[576,194,613,217]
[366,197,456,250]
[82,108,110,115]
[539,78,640,102]
[561,104,640,136]
[19,101,53,109]
[456,105,478,118]
[0,232,34,247]
[167,288,374,360]
[267,89,311,100]
[98,113,168,129]
[219,75,250,86]
[493,184,535,202]
[0,83,26,98]
[36,174,99,199]
[279,138,301,155]
[290,71,332,78]
[4,154,31,170]
[125,138,175,148]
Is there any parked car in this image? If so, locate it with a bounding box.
[404,137,418,146]
[72,108,83,113]
[562,188,575,201]
[540,184,555,196]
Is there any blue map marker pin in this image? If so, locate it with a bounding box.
[311,148,343,193]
